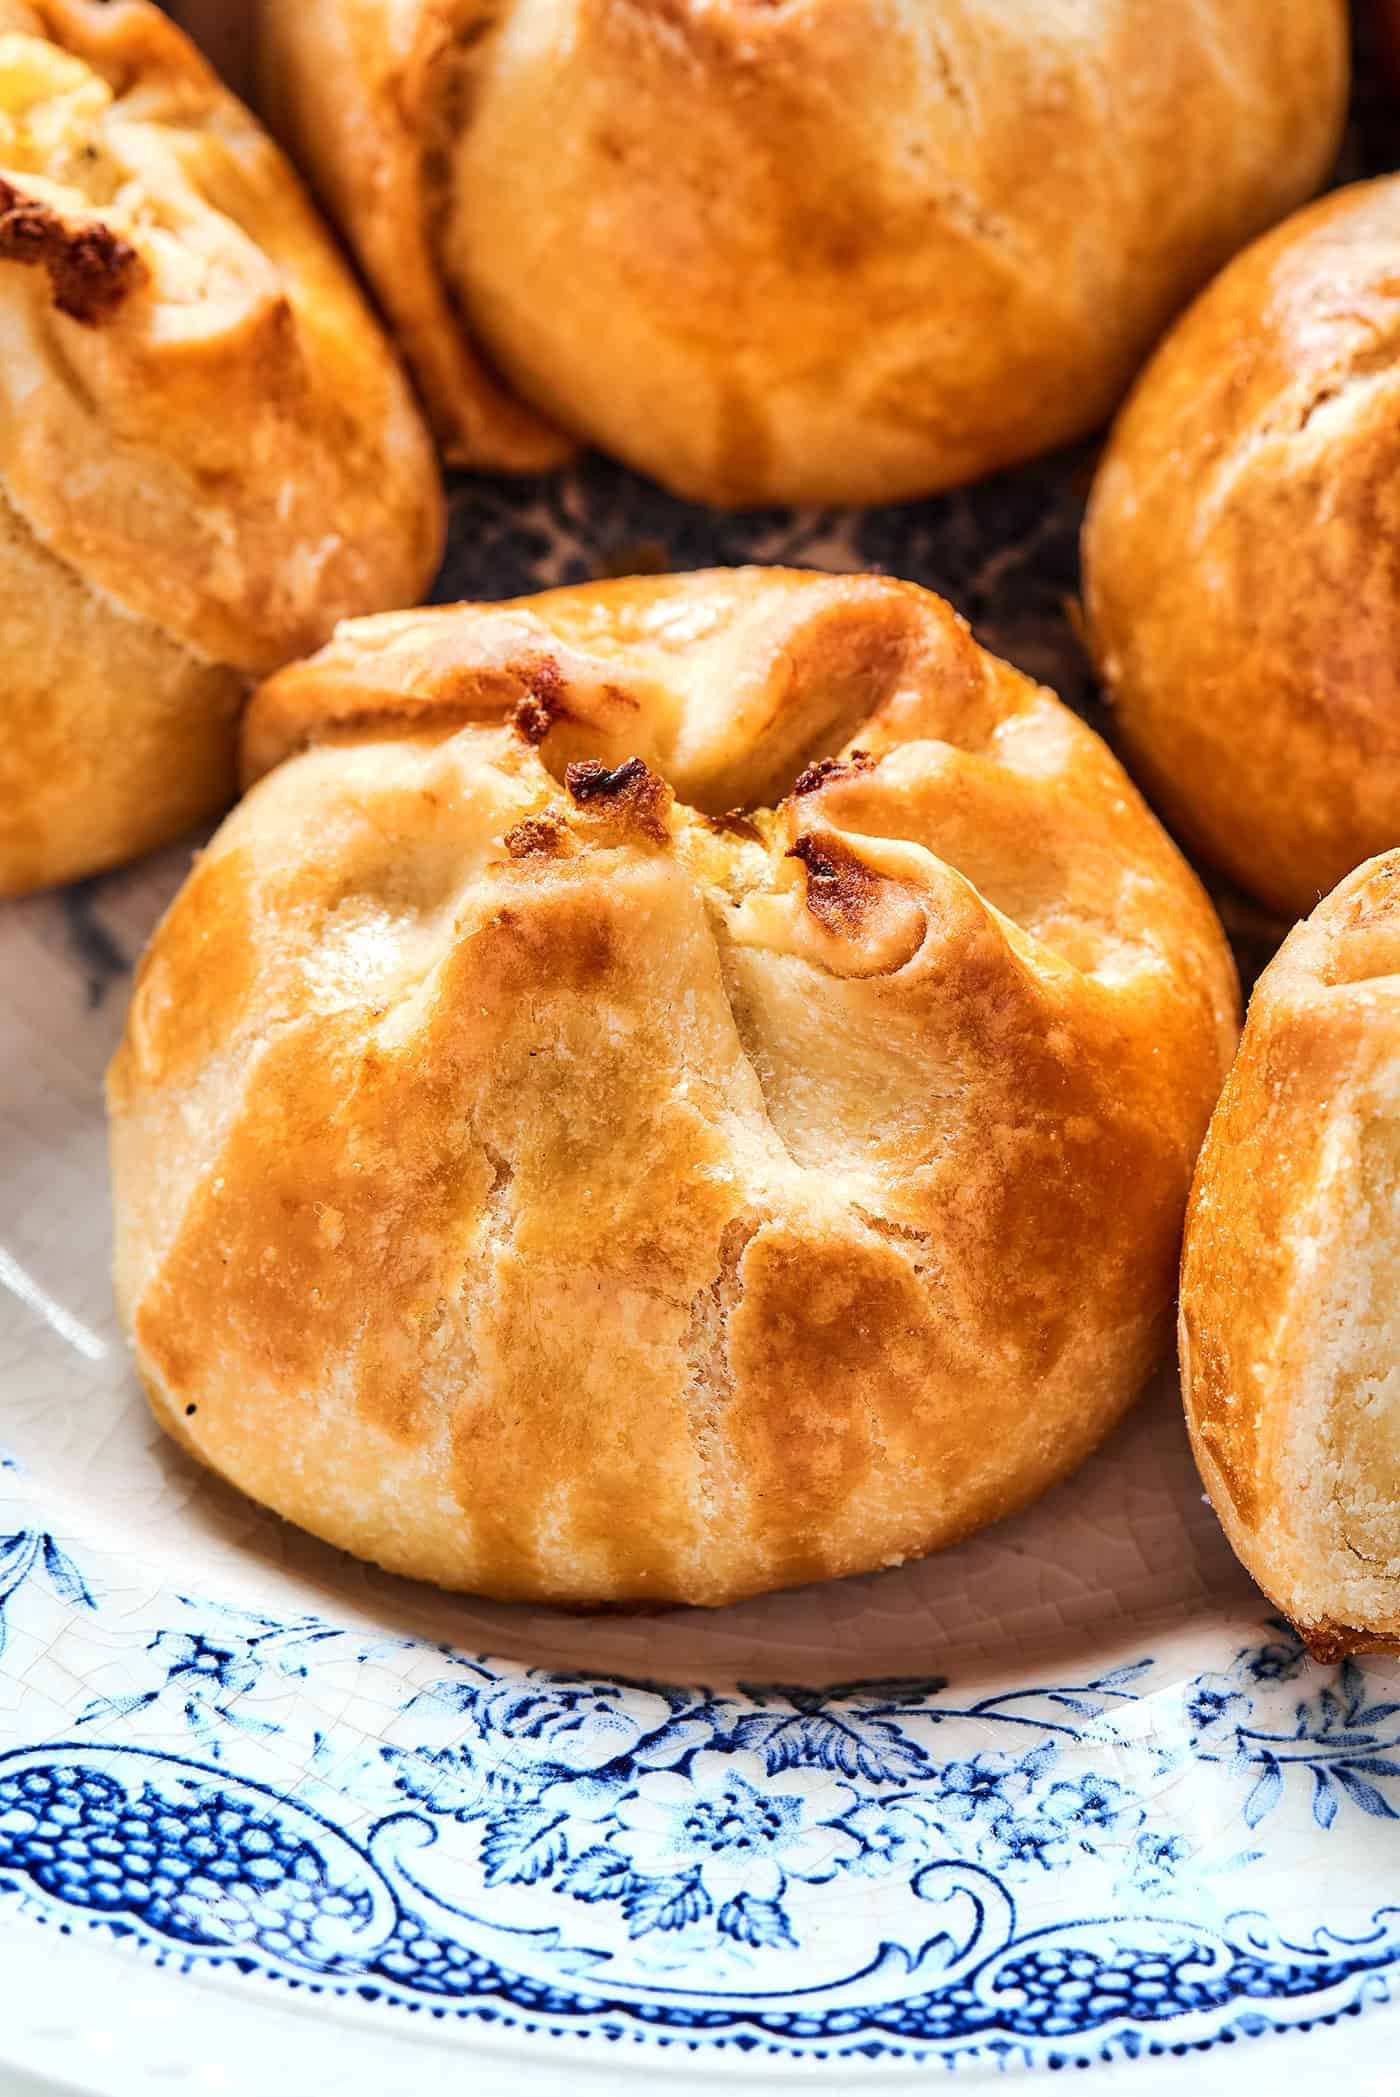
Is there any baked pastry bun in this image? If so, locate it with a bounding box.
[1083,177,1400,923]
[0,0,444,898]
[261,0,1347,506]
[109,569,1239,1608]
[1182,852,1400,1658]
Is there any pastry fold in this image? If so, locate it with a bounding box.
[0,0,444,894]
[110,569,1239,1607]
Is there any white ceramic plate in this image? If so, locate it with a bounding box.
[3,828,1400,2097]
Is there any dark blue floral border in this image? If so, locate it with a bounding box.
[0,1490,1399,2069]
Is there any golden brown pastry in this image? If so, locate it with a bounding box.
[260,0,1347,507]
[0,0,444,898]
[1083,177,1400,923]
[109,568,1238,1608]
[1182,852,1400,1658]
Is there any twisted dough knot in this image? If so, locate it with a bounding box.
[111,570,1239,1607]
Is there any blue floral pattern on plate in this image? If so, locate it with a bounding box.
[9,52,1400,2054]
[0,1469,1398,2071]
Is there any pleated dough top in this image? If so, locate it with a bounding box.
[110,570,1239,1606]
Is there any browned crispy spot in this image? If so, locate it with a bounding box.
[1298,1620,1400,1663]
[0,179,147,324]
[504,813,569,859]
[792,749,876,796]
[566,756,647,801]
[566,756,671,842]
[787,831,884,936]
[511,658,568,745]
[704,809,764,843]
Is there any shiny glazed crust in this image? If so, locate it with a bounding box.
[1084,178,1400,922]
[0,0,444,895]
[1182,853,1400,1658]
[109,568,1240,1608]
[260,0,1346,506]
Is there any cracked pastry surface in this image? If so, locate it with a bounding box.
[109,569,1239,1607]
[1084,177,1400,921]
[259,0,1347,506]
[1182,852,1400,1658]
[0,0,443,896]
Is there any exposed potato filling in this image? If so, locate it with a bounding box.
[0,34,119,199]
[0,30,245,310]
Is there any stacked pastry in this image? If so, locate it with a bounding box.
[0,0,442,894]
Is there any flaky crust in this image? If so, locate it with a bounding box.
[110,570,1238,1608]
[257,0,570,476]
[261,0,1345,505]
[0,0,444,895]
[1084,178,1400,922]
[1182,855,1400,1658]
